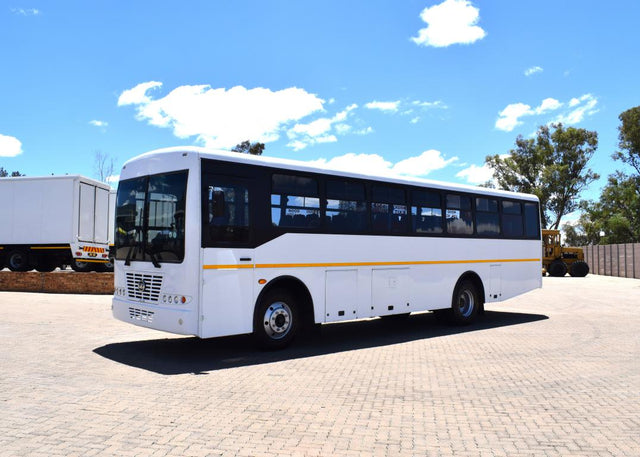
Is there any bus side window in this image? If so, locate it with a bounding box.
[445,194,473,235]
[371,186,407,235]
[502,201,523,237]
[205,183,250,244]
[476,197,500,236]
[271,174,320,229]
[411,190,443,234]
[524,202,540,238]
[326,179,367,232]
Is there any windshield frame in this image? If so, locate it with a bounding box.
[115,170,189,265]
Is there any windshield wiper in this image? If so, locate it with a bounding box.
[144,246,161,269]
[124,242,138,266]
[124,228,144,266]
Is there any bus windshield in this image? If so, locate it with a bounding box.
[115,170,188,265]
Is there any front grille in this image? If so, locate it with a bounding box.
[129,307,155,323]
[126,272,163,302]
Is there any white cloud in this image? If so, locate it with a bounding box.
[287,104,360,151]
[555,94,598,124]
[455,163,494,184]
[308,153,393,177]
[495,103,532,132]
[496,95,594,132]
[89,120,108,128]
[0,134,23,157]
[118,81,163,106]
[534,98,562,114]
[393,149,458,176]
[524,66,543,77]
[308,150,457,179]
[364,99,447,123]
[365,101,400,113]
[118,82,325,148]
[411,0,486,48]
[11,8,40,16]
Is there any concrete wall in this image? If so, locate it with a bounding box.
[0,271,114,294]
[582,243,640,279]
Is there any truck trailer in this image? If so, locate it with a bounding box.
[0,175,113,272]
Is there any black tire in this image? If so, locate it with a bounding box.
[569,261,589,277]
[94,259,114,272]
[253,289,298,350]
[7,249,30,272]
[450,279,481,325]
[548,260,568,277]
[35,259,57,272]
[71,259,94,272]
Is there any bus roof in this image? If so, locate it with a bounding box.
[123,146,539,202]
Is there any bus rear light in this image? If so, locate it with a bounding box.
[75,251,82,256]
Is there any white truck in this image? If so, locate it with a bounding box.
[0,175,114,272]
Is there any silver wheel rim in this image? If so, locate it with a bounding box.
[457,289,475,318]
[263,301,292,340]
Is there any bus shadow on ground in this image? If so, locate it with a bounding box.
[94,311,547,375]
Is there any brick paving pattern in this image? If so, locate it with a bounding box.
[0,275,638,456]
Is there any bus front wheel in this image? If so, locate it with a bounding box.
[253,289,297,350]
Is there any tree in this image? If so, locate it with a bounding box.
[231,140,265,156]
[93,150,115,183]
[576,172,640,244]
[0,167,23,177]
[485,123,599,229]
[562,223,590,247]
[613,106,640,175]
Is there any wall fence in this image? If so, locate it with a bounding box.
[582,243,640,279]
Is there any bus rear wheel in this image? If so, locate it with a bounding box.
[450,279,480,325]
[253,289,297,350]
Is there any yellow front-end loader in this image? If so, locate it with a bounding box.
[542,229,590,277]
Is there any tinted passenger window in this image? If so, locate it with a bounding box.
[326,180,367,232]
[411,190,443,234]
[502,201,523,237]
[371,186,407,234]
[204,181,250,244]
[475,197,500,236]
[446,194,473,235]
[271,174,319,228]
[524,202,540,238]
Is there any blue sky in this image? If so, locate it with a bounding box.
[2,1,639,209]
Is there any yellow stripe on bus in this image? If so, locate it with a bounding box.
[203,258,540,270]
[30,246,68,250]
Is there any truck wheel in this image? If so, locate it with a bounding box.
[548,260,567,277]
[7,249,30,272]
[569,261,589,277]
[450,279,481,325]
[71,259,94,272]
[35,259,57,272]
[253,289,297,350]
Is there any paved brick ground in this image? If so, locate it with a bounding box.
[0,275,638,456]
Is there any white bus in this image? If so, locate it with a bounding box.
[112,147,541,348]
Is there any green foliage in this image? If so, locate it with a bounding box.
[0,167,24,177]
[576,172,640,244]
[231,140,265,156]
[613,106,640,175]
[486,123,599,229]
